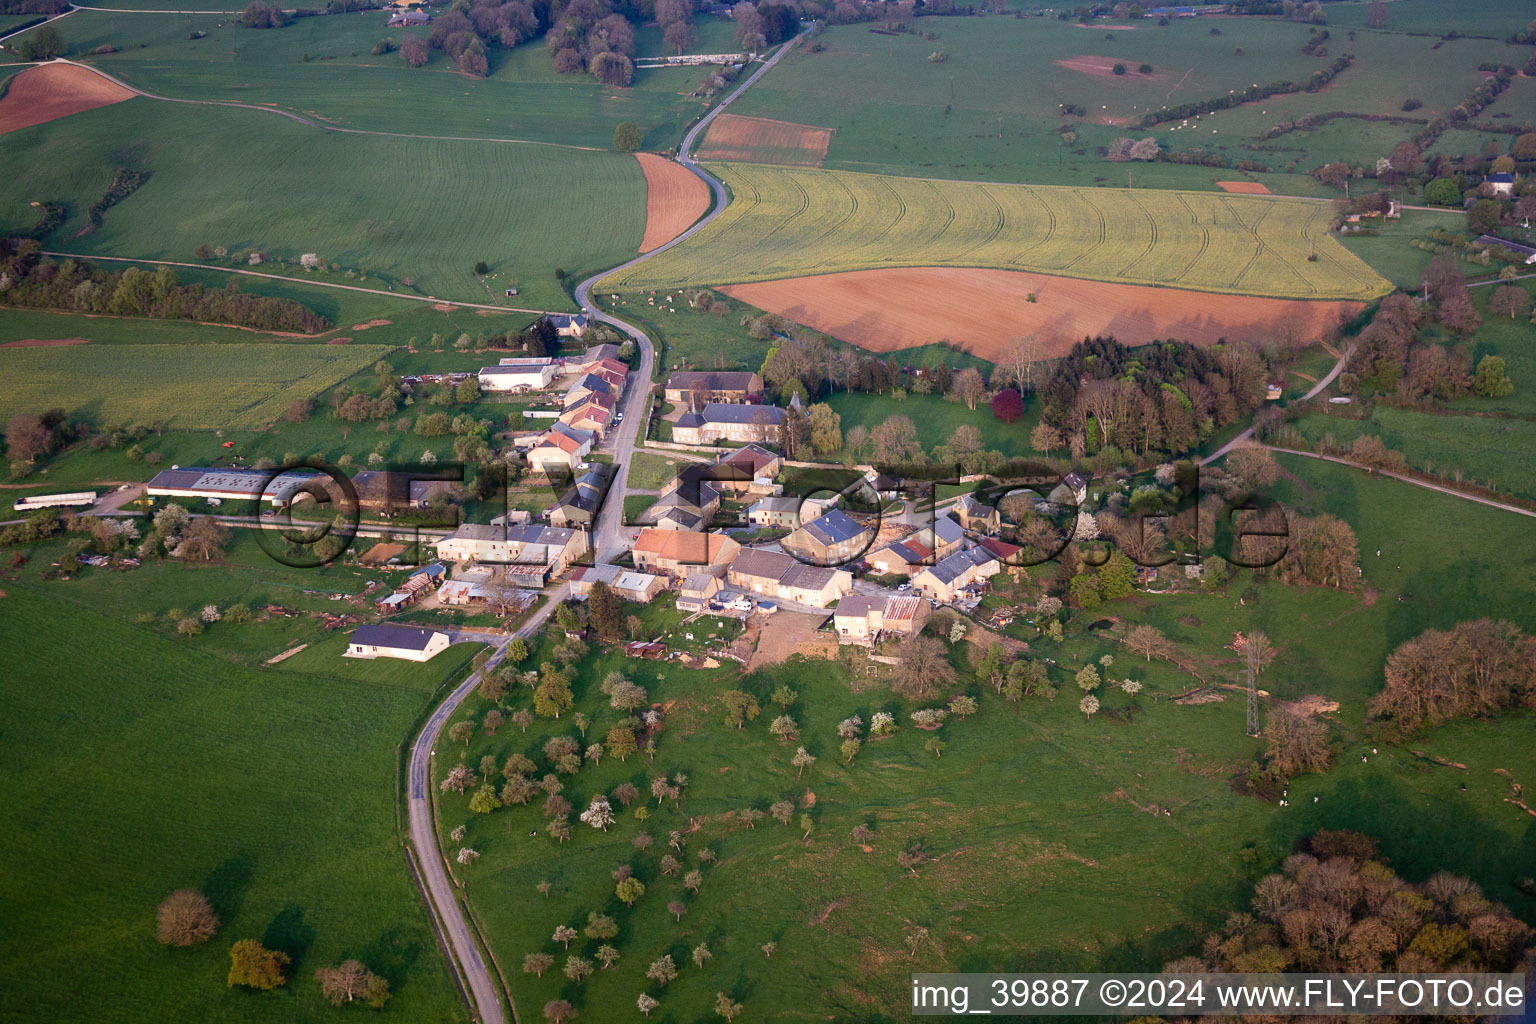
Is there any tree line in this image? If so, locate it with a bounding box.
[0,242,331,334]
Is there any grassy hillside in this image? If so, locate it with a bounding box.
[724,15,1512,184]
[436,455,1536,1021]
[0,97,645,309]
[0,344,393,429]
[602,164,1392,299]
[0,582,466,1024]
[11,10,741,148]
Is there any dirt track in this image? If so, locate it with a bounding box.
[695,113,832,167]
[1055,55,1158,80]
[636,153,712,253]
[2,337,89,347]
[0,63,134,136]
[720,267,1363,360]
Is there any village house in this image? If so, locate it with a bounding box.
[674,571,723,612]
[864,538,933,577]
[434,522,588,576]
[780,508,874,566]
[573,343,621,374]
[832,593,931,645]
[915,514,966,561]
[632,528,740,578]
[725,548,853,608]
[526,423,594,477]
[954,493,1001,534]
[711,443,784,493]
[550,465,611,531]
[672,403,785,446]
[911,546,1001,604]
[560,392,617,437]
[1048,470,1090,506]
[746,494,834,529]
[564,373,615,407]
[641,464,722,531]
[542,313,588,338]
[664,370,764,406]
[567,563,668,603]
[346,623,450,661]
[386,8,429,26]
[1487,172,1516,197]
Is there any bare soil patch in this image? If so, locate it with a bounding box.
[1055,55,1157,80]
[2,337,89,348]
[696,113,833,168]
[720,267,1363,360]
[0,64,134,136]
[745,610,830,672]
[635,153,712,253]
[1217,180,1273,194]
[326,337,352,344]
[350,318,392,330]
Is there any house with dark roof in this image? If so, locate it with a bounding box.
[712,443,783,493]
[576,343,621,372]
[346,624,450,661]
[551,465,611,530]
[781,508,875,566]
[434,522,588,572]
[915,514,966,560]
[954,493,1001,534]
[1049,470,1090,506]
[665,370,764,406]
[726,548,852,608]
[911,546,1001,604]
[864,538,933,577]
[673,403,784,445]
[543,313,588,337]
[1487,172,1516,197]
[386,9,430,25]
[641,464,722,532]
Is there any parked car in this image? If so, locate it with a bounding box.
[897,582,911,591]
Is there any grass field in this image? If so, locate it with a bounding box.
[6,10,742,148]
[433,453,1536,1020]
[0,343,392,429]
[0,97,645,310]
[1335,209,1469,291]
[602,164,1392,300]
[0,577,465,1023]
[724,16,1511,185]
[826,389,1042,460]
[1288,407,1536,500]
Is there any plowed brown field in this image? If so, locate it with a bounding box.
[0,64,134,136]
[636,153,712,253]
[695,114,832,167]
[1217,181,1273,194]
[719,267,1362,360]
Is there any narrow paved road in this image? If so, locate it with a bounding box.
[1201,342,1355,465]
[408,31,808,1023]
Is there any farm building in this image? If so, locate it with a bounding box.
[479,360,557,392]
[832,593,930,645]
[664,370,764,406]
[13,491,96,512]
[568,564,668,603]
[146,466,318,508]
[437,579,500,606]
[1473,235,1536,265]
[911,546,1001,604]
[346,624,450,661]
[386,9,429,25]
[350,471,456,512]
[673,403,785,445]
[781,508,874,566]
[726,548,852,608]
[632,528,740,578]
[864,538,933,577]
[433,522,588,573]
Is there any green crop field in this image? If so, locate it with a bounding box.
[430,455,1536,1020]
[0,97,645,310]
[602,164,1392,299]
[0,578,465,1024]
[0,343,392,429]
[13,9,742,148]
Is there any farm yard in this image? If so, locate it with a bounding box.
[0,343,392,429]
[636,154,713,254]
[602,164,1392,300]
[0,97,645,311]
[721,266,1363,358]
[694,113,834,167]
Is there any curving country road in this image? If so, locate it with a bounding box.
[405,30,808,1024]
[1201,341,1356,466]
